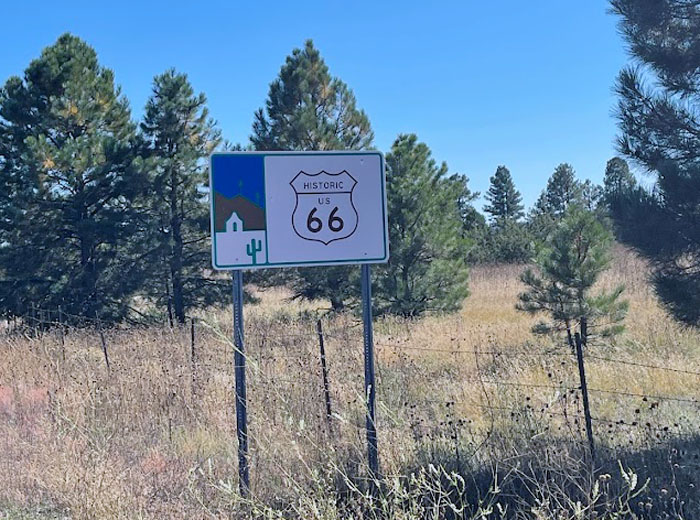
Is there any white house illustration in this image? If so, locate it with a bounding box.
[226,212,242,233]
[215,211,267,267]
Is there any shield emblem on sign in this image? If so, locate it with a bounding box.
[290,170,359,245]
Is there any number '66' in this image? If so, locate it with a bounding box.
[307,207,344,233]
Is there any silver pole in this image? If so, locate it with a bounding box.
[361,264,379,478]
[232,271,249,495]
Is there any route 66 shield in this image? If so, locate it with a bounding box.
[290,170,359,245]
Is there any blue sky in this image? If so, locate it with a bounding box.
[1,1,631,210]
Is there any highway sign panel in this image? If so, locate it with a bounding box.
[210,151,388,270]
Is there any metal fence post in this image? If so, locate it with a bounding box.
[575,331,596,466]
[190,317,197,396]
[361,264,379,479]
[232,271,250,496]
[58,305,65,363]
[96,313,110,373]
[316,319,333,428]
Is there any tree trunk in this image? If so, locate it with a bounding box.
[170,225,185,324]
[78,203,98,316]
[402,266,412,314]
[165,275,174,327]
[169,161,186,324]
[565,320,576,354]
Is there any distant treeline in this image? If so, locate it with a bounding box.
[0,0,697,326]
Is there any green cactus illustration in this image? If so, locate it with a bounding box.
[246,238,262,264]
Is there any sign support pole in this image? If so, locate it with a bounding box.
[232,271,250,496]
[361,264,379,479]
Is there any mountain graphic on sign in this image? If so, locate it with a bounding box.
[214,193,265,232]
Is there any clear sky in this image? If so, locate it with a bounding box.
[1,0,630,210]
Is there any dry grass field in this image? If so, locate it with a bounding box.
[1,247,699,519]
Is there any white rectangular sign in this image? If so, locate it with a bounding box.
[210,151,389,270]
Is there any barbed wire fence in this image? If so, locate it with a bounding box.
[4,307,700,478]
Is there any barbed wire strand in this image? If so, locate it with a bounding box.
[587,387,700,404]
[585,354,700,377]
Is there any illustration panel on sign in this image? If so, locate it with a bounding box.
[211,154,268,267]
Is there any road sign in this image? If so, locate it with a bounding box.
[210,151,388,270]
[210,151,386,491]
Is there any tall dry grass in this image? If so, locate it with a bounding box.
[0,247,698,519]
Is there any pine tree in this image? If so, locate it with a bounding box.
[484,165,524,226]
[470,221,534,264]
[455,175,484,243]
[250,40,374,311]
[139,69,224,324]
[473,165,532,263]
[610,0,700,326]
[518,205,628,348]
[602,157,635,200]
[0,34,143,321]
[581,179,604,212]
[532,163,583,218]
[251,40,373,152]
[375,134,470,317]
[528,163,583,241]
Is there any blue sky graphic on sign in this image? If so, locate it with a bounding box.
[211,154,265,207]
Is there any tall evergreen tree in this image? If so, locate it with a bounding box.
[473,165,532,263]
[0,34,142,321]
[610,0,700,326]
[250,40,374,311]
[602,156,636,200]
[528,163,583,241]
[484,165,524,226]
[375,134,470,317]
[139,69,223,324]
[532,163,583,218]
[581,179,604,212]
[455,175,484,237]
[251,40,373,152]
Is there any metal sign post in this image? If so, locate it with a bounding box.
[232,270,249,496]
[361,264,379,478]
